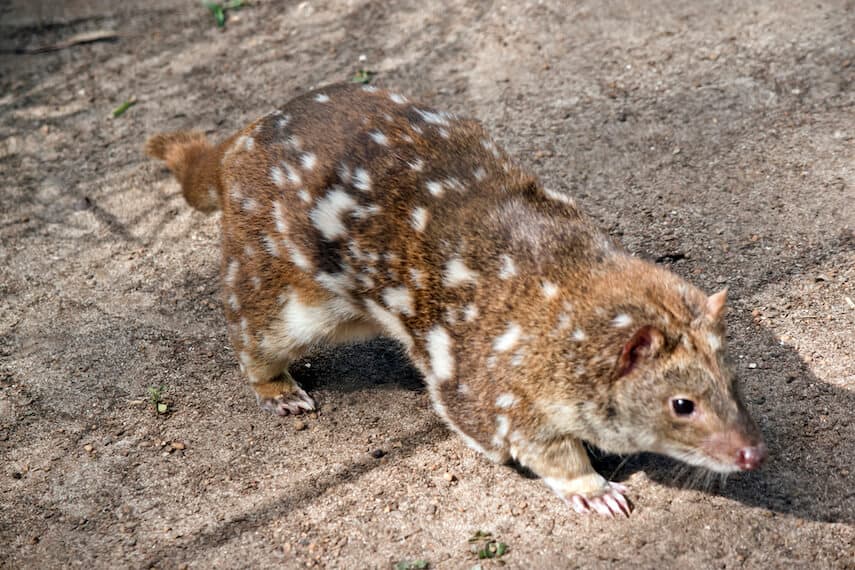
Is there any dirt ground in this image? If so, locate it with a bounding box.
[1,0,853,568]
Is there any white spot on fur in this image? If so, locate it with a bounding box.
[361,85,378,93]
[458,383,470,395]
[572,329,587,342]
[228,293,240,312]
[251,276,261,290]
[511,347,527,367]
[612,313,633,328]
[542,187,576,207]
[353,204,381,220]
[382,286,414,316]
[481,138,500,157]
[409,267,424,288]
[238,351,251,371]
[337,163,352,183]
[438,128,449,139]
[357,273,374,288]
[207,186,218,205]
[463,304,479,322]
[225,259,239,286]
[272,202,287,233]
[444,306,458,326]
[267,293,361,354]
[473,167,486,181]
[426,180,443,197]
[315,93,330,103]
[310,188,357,240]
[353,168,372,192]
[493,323,522,353]
[298,189,312,204]
[443,257,478,287]
[285,241,312,271]
[262,234,280,257]
[243,136,255,151]
[556,312,572,331]
[542,280,559,299]
[276,114,290,129]
[270,166,285,188]
[499,255,516,280]
[389,93,407,104]
[707,333,722,352]
[365,299,413,349]
[369,131,388,146]
[426,326,454,381]
[229,184,241,203]
[244,245,255,258]
[410,207,429,232]
[242,197,258,212]
[300,153,317,171]
[316,272,354,296]
[492,415,510,447]
[415,108,450,126]
[240,317,251,345]
[287,135,302,150]
[496,393,517,409]
[284,162,301,185]
[409,158,425,172]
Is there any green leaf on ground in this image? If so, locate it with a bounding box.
[350,69,376,84]
[112,98,136,117]
[204,0,244,28]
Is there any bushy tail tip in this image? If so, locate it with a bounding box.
[145,131,222,212]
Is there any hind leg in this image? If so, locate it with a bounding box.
[228,289,381,416]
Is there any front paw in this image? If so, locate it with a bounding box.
[544,474,632,518]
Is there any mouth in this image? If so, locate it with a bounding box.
[664,447,744,473]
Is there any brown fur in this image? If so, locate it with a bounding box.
[145,83,765,517]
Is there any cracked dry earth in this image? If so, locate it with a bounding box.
[1,0,853,568]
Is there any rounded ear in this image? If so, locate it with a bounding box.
[616,326,665,378]
[706,288,728,322]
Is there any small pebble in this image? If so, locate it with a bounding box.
[371,449,385,459]
[171,441,186,450]
[748,362,758,369]
[294,420,307,431]
[83,444,94,453]
[443,472,456,482]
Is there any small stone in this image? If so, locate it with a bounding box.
[83,444,94,453]
[371,449,385,459]
[171,441,186,450]
[748,362,758,369]
[294,420,307,431]
[443,472,456,482]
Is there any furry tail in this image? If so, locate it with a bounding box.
[145,131,224,212]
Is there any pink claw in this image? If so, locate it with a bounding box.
[568,482,632,518]
[259,388,316,416]
[570,495,590,514]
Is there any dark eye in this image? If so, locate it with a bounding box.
[671,398,695,416]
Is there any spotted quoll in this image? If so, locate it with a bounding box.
[146,83,766,517]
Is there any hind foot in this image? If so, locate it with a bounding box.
[252,378,316,416]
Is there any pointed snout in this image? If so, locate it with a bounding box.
[735,442,767,471]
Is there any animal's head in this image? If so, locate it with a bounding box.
[603,287,766,472]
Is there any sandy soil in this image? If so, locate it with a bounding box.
[1,0,853,568]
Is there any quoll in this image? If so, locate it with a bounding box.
[146,83,766,517]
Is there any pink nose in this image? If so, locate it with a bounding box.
[736,443,767,470]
